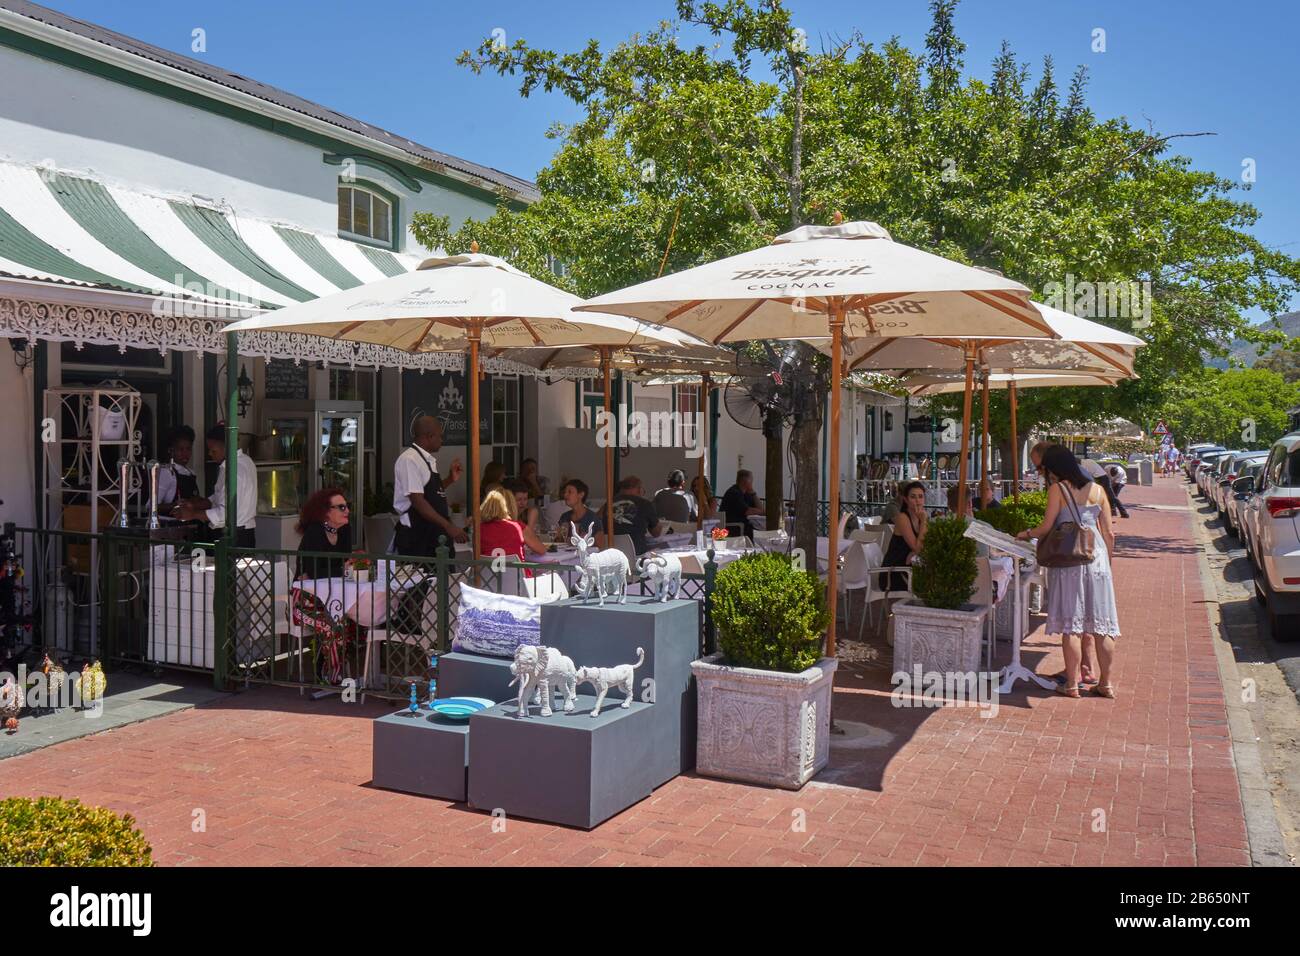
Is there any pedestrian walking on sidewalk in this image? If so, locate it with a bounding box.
[1018,446,1121,699]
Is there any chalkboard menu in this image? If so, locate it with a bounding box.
[402,369,490,445]
[264,359,310,400]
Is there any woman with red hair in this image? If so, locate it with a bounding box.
[296,487,353,580]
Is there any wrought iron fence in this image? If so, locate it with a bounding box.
[2,526,720,703]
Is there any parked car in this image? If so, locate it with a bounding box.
[1244,432,1300,639]
[1196,450,1234,497]
[1213,451,1268,520]
[1227,460,1266,539]
[1186,444,1224,481]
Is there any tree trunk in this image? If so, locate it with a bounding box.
[790,414,821,563]
[764,409,784,529]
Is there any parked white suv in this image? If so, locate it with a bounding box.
[1245,432,1300,639]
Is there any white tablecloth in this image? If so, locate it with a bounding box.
[292,569,423,626]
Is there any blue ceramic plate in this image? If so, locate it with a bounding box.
[428,696,494,720]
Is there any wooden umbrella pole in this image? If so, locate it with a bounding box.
[698,372,709,532]
[981,365,991,483]
[1009,379,1020,504]
[955,348,975,519]
[826,305,845,659]
[602,347,615,549]
[469,327,482,557]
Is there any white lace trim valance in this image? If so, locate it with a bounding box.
[0,296,556,375]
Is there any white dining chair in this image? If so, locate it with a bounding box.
[837,541,878,640]
[863,551,913,643]
[360,576,438,705]
[543,499,571,531]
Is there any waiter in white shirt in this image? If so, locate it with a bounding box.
[393,415,466,557]
[178,424,259,546]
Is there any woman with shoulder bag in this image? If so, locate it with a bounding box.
[1016,445,1121,699]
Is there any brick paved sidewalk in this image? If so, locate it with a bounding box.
[0,479,1250,866]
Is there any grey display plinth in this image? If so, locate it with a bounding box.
[541,597,699,783]
[372,710,470,802]
[468,696,657,829]
[437,651,517,703]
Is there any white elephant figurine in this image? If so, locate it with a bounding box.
[636,553,682,602]
[571,523,629,606]
[508,644,577,718]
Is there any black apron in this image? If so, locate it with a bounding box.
[173,465,199,500]
[393,445,449,559]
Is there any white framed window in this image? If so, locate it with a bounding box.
[337,184,393,246]
[491,375,520,473]
[673,383,701,447]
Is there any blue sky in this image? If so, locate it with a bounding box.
[48,0,1299,315]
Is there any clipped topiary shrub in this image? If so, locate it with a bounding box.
[712,552,829,673]
[911,515,979,611]
[976,489,1050,537]
[0,796,153,866]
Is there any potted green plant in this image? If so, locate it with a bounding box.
[362,482,397,554]
[891,515,990,680]
[691,552,835,789]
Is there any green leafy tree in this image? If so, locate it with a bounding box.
[1255,345,1300,383]
[413,0,1300,549]
[1161,367,1300,448]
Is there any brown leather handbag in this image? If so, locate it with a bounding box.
[1036,485,1096,567]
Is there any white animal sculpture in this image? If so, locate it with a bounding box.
[575,647,645,717]
[508,644,577,718]
[571,523,629,606]
[636,553,682,602]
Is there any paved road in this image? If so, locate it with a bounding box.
[1187,479,1300,704]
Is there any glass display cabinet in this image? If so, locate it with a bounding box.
[255,460,305,516]
[258,400,365,512]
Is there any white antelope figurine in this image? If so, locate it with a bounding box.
[636,553,682,602]
[571,523,629,606]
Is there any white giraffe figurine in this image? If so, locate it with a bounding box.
[571,523,629,606]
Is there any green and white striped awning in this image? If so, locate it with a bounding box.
[0,161,525,371]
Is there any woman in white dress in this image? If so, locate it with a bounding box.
[1017,446,1121,699]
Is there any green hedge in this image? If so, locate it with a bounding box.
[0,797,153,866]
[912,516,979,610]
[712,552,829,672]
[976,489,1050,536]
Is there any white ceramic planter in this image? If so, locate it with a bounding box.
[891,599,989,677]
[691,653,838,790]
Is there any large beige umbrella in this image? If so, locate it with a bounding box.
[224,251,680,552]
[578,220,1051,656]
[500,333,733,533]
[831,306,1144,500]
[902,371,1136,501]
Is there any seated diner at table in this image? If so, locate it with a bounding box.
[478,488,527,563]
[502,478,549,556]
[721,469,763,538]
[555,477,603,540]
[613,475,662,555]
[480,461,507,501]
[882,480,928,590]
[691,475,716,523]
[295,487,353,580]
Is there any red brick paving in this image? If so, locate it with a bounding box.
[0,480,1250,865]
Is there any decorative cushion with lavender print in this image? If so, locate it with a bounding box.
[452,584,554,658]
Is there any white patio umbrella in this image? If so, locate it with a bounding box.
[902,370,1136,501]
[224,250,683,552]
[499,332,734,533]
[829,305,1144,499]
[577,219,1051,656]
